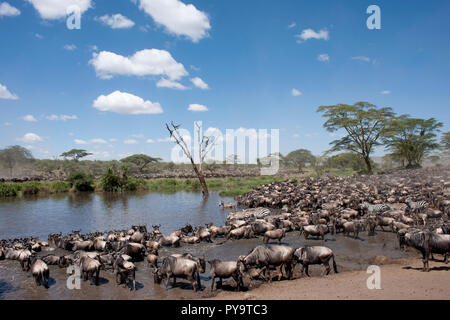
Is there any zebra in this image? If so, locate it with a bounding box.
[360,202,390,215]
[405,199,428,214]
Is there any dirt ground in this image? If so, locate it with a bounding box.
[207,258,450,300]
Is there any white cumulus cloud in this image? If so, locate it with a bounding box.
[156,78,188,90]
[0,83,18,100]
[351,56,371,62]
[190,77,209,90]
[0,2,21,16]
[89,49,188,81]
[188,104,208,112]
[96,14,135,29]
[28,0,92,20]
[23,115,37,122]
[291,88,302,96]
[63,44,77,51]
[137,0,210,43]
[46,114,78,121]
[17,133,43,143]
[93,91,163,115]
[124,139,139,145]
[317,54,329,62]
[381,90,391,95]
[295,28,329,43]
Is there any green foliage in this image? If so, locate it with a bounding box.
[317,102,395,173]
[100,168,123,192]
[326,153,371,173]
[441,132,450,153]
[60,149,92,161]
[123,178,148,191]
[283,149,316,172]
[383,116,443,168]
[68,172,94,191]
[0,183,21,197]
[120,154,162,173]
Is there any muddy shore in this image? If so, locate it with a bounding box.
[208,258,450,300]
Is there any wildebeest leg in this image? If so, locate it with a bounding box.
[196,272,201,291]
[43,269,49,289]
[304,264,310,277]
[232,273,240,291]
[34,274,41,286]
[323,260,331,275]
[95,269,100,285]
[210,275,215,291]
[132,270,136,291]
[444,254,448,264]
[115,272,121,285]
[172,276,177,287]
[164,275,170,288]
[276,265,282,281]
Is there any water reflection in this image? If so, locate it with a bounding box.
[0,191,234,239]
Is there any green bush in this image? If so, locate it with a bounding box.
[124,178,148,191]
[48,180,71,193]
[100,168,123,192]
[21,181,41,195]
[0,183,21,197]
[68,172,94,191]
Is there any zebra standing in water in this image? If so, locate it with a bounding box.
[361,202,390,215]
[405,199,428,214]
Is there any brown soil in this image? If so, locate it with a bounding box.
[207,258,450,300]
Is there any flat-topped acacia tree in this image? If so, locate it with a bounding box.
[317,101,395,174]
[60,149,92,162]
[166,121,216,197]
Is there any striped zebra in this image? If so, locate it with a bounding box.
[405,199,428,214]
[360,202,390,215]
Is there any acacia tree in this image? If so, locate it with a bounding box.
[0,145,34,177]
[317,102,395,174]
[166,121,216,197]
[283,149,316,173]
[60,149,92,161]
[120,154,161,174]
[383,116,443,168]
[442,131,450,154]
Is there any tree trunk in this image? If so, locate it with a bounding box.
[190,160,209,197]
[363,156,373,174]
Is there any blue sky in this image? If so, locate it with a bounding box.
[0,0,449,161]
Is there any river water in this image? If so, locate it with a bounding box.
[0,191,234,239]
[0,191,417,300]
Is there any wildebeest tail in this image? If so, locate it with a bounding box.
[332,254,338,273]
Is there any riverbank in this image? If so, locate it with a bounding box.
[207,258,450,300]
[0,175,294,198]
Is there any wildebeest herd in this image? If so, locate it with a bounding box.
[0,168,449,294]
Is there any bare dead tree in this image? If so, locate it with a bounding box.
[166,121,216,197]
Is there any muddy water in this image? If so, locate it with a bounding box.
[0,231,417,300]
[0,191,234,239]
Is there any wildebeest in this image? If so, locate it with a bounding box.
[219,201,236,209]
[227,225,254,240]
[400,231,450,271]
[263,229,286,244]
[114,255,136,290]
[29,257,50,288]
[294,246,338,277]
[146,253,158,269]
[153,256,202,291]
[238,245,295,282]
[343,221,364,239]
[122,242,146,261]
[208,259,243,291]
[302,224,330,240]
[79,256,101,285]
[205,223,231,239]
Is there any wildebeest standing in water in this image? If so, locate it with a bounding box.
[238,245,295,282]
[208,259,243,291]
[294,246,338,277]
[79,256,101,285]
[154,256,202,292]
[29,257,50,288]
